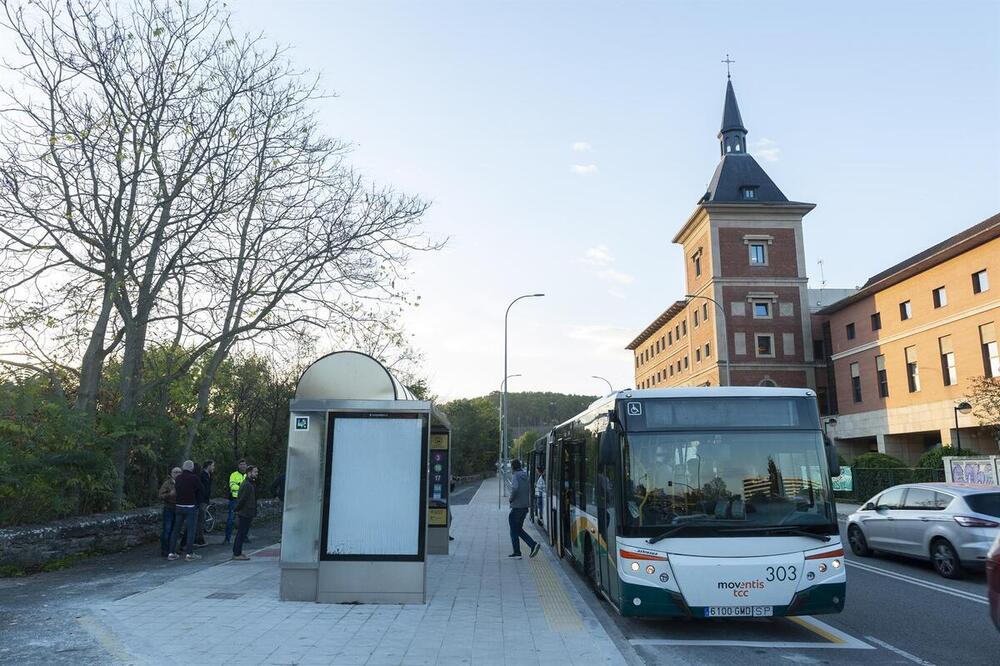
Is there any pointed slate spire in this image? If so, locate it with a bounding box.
[718,78,748,156]
[720,79,746,134]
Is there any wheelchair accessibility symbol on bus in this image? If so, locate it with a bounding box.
[627,402,642,416]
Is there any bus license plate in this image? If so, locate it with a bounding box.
[705,606,773,618]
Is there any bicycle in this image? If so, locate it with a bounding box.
[203,502,216,533]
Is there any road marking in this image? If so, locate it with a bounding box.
[845,560,989,605]
[786,616,844,644]
[628,639,869,649]
[629,615,872,650]
[863,635,938,666]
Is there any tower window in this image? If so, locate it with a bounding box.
[734,142,741,152]
[932,286,947,309]
[972,269,989,294]
[748,243,767,265]
[741,186,758,200]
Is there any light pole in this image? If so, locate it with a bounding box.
[954,401,972,453]
[591,375,614,393]
[684,294,730,386]
[498,374,521,508]
[503,293,544,473]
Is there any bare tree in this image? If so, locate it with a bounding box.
[0,0,434,505]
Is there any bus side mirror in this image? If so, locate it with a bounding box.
[824,435,841,478]
[599,430,618,466]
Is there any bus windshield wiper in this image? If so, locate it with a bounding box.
[648,520,733,544]
[718,526,831,542]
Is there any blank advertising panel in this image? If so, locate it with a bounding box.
[326,416,423,557]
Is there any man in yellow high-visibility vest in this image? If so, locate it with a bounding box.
[224,459,247,544]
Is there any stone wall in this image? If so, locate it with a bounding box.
[0,498,282,571]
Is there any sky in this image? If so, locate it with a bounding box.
[226,0,1000,401]
[5,1,992,401]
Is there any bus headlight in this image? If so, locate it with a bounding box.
[631,562,640,572]
[645,565,655,575]
[818,563,827,573]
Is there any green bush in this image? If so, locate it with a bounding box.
[914,446,980,471]
[851,452,908,469]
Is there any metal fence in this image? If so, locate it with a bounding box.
[834,467,946,503]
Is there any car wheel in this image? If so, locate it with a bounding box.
[931,539,963,579]
[848,525,871,557]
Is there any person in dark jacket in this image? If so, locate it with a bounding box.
[158,467,181,557]
[232,466,259,560]
[507,459,540,560]
[195,460,215,545]
[167,461,202,562]
[270,472,285,502]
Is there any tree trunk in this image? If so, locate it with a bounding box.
[73,281,115,415]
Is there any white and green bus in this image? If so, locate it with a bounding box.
[542,387,845,618]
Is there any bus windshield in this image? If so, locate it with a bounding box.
[623,430,835,536]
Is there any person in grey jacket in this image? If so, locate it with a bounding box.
[508,460,540,559]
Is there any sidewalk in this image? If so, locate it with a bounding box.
[87,478,627,665]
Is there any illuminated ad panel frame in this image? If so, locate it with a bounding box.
[320,411,429,562]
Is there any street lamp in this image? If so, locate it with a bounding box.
[684,294,730,386]
[953,401,972,453]
[503,293,544,474]
[822,417,838,435]
[591,375,614,393]
[498,374,521,508]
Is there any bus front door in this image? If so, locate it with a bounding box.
[560,439,573,557]
[596,466,610,591]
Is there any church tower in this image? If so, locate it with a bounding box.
[628,75,818,391]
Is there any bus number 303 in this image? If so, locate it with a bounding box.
[766,566,797,582]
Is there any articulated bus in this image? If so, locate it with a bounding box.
[541,387,845,619]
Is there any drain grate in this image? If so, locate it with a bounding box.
[205,592,244,600]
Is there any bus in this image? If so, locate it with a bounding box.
[542,387,845,618]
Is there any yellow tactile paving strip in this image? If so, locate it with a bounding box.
[527,546,585,632]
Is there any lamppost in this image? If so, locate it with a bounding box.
[591,375,614,393]
[822,417,838,436]
[953,401,972,453]
[498,374,521,508]
[684,294,730,386]
[503,293,544,472]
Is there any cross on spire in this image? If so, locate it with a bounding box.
[722,54,735,79]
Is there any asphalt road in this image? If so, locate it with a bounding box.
[560,516,999,666]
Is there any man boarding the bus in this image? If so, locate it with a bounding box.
[508,460,541,560]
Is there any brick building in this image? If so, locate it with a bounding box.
[625,77,1000,462]
[627,76,822,394]
[818,215,1000,463]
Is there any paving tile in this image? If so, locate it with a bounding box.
[95,478,626,665]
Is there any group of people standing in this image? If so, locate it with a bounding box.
[158,458,268,562]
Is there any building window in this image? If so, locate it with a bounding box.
[695,348,702,362]
[752,301,771,319]
[675,325,680,339]
[876,355,889,398]
[900,300,912,320]
[871,312,881,331]
[693,253,702,277]
[677,360,681,372]
[694,310,700,326]
[850,362,862,403]
[705,343,711,358]
[939,335,957,386]
[682,321,687,336]
[703,303,709,321]
[905,345,920,392]
[683,356,689,369]
[981,322,999,378]
[748,243,767,266]
[932,286,947,309]
[846,323,856,340]
[669,365,674,377]
[741,186,758,200]
[813,339,825,360]
[635,356,639,368]
[755,334,775,357]
[973,269,989,294]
